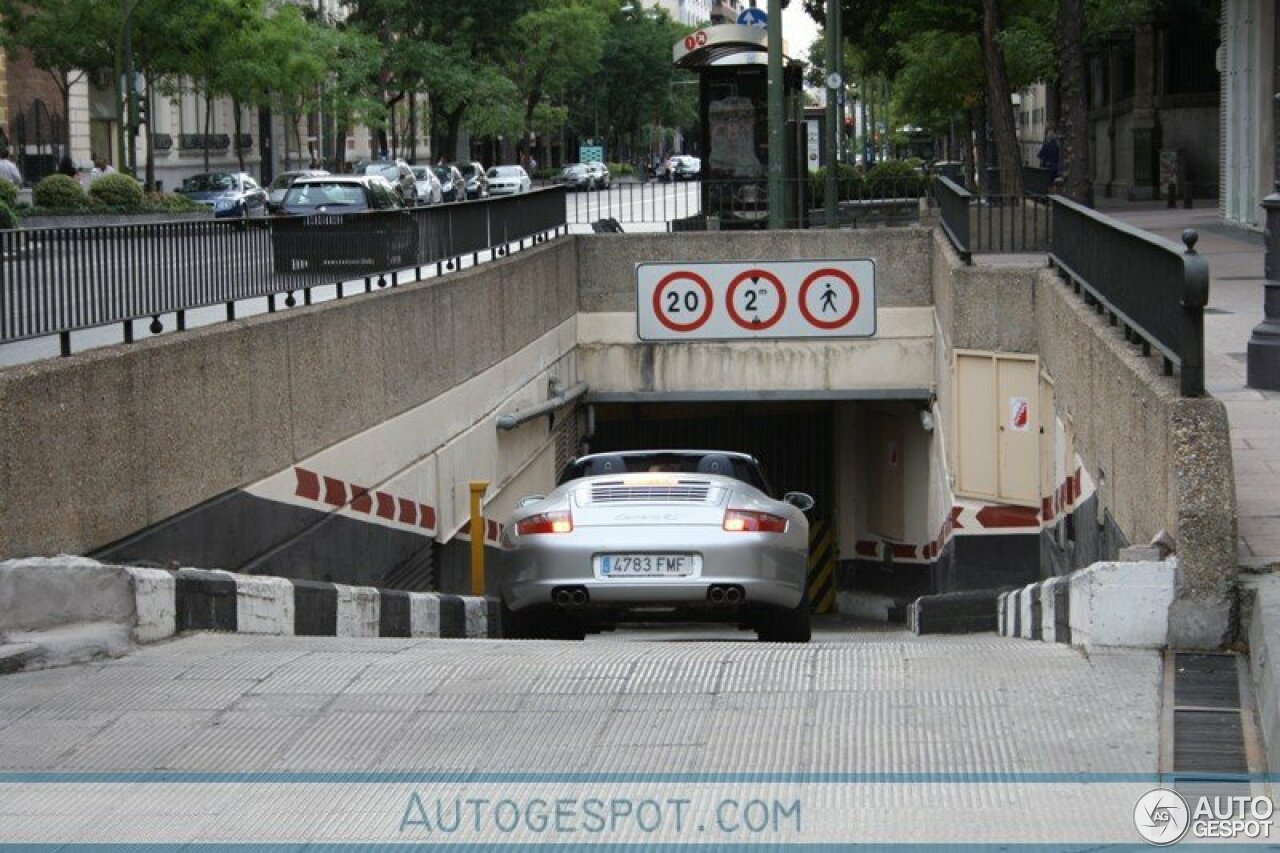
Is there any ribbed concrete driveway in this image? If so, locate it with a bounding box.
[0,627,1164,845]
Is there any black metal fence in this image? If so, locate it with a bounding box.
[0,186,567,352]
[935,175,1052,258]
[1049,196,1207,397]
[935,178,1206,396]
[558,176,930,228]
[934,177,972,263]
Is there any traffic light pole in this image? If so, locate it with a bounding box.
[824,0,840,227]
[123,19,137,175]
[767,0,784,230]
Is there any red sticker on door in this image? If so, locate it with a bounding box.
[1010,397,1030,431]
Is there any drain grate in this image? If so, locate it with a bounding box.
[1174,653,1241,709]
[1168,652,1250,776]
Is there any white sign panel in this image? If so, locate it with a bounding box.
[636,259,877,341]
[1009,396,1031,431]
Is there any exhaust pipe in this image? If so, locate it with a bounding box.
[570,589,588,606]
[724,587,742,604]
[553,589,572,606]
[709,587,727,603]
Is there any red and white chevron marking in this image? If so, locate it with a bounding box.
[855,465,1096,564]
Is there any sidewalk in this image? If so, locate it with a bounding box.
[1093,199,1279,571]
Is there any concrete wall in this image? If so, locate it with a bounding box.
[576,229,936,397]
[927,229,1236,646]
[1033,268,1236,646]
[0,239,579,582]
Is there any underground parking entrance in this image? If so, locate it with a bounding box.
[562,393,974,628]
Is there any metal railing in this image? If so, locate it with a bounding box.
[1049,195,1207,396]
[935,175,1051,259]
[934,177,972,263]
[558,175,930,228]
[0,186,567,352]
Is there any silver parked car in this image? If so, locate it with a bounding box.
[499,450,814,642]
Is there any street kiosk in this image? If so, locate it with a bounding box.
[673,23,806,229]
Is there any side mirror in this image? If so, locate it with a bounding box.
[515,495,545,509]
[783,492,815,513]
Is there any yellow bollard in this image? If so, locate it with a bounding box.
[469,481,489,596]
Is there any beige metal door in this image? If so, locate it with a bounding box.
[996,357,1040,505]
[954,353,999,499]
[953,351,1040,507]
[866,412,905,540]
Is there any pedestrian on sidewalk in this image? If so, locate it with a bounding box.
[0,147,22,187]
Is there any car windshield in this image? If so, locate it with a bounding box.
[363,164,399,180]
[182,173,235,192]
[489,167,521,178]
[557,452,771,494]
[562,165,586,175]
[269,173,304,190]
[282,182,369,209]
[411,167,431,180]
[459,165,480,178]
[433,167,453,182]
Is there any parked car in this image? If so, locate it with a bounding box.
[433,164,466,202]
[456,162,488,199]
[554,163,594,191]
[499,449,814,642]
[411,165,443,205]
[669,155,701,181]
[272,175,418,273]
[486,164,531,195]
[266,169,328,212]
[177,171,268,218]
[583,161,610,190]
[361,160,419,206]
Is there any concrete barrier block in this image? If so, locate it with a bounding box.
[438,595,466,638]
[910,590,999,635]
[463,597,488,638]
[408,593,441,637]
[378,590,412,638]
[997,592,1007,636]
[176,568,238,632]
[1019,584,1036,640]
[292,580,337,636]
[125,567,175,643]
[1039,578,1062,644]
[0,556,135,633]
[234,575,294,635]
[335,584,380,638]
[1068,560,1174,650]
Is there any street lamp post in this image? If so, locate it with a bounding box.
[1247,96,1280,390]
[116,0,145,175]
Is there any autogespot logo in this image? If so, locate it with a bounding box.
[1134,789,1190,845]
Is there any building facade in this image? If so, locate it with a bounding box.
[1220,0,1276,228]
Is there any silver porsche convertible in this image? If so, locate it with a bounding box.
[498,450,815,642]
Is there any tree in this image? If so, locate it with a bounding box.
[0,0,114,148]
[1056,0,1089,202]
[509,2,608,149]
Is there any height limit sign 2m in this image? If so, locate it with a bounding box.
[636,259,877,341]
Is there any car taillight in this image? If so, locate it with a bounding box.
[516,511,573,535]
[723,509,788,533]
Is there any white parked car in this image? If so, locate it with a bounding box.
[411,165,443,205]
[486,165,531,195]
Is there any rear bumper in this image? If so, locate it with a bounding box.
[500,528,806,613]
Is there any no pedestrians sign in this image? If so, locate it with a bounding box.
[636,259,876,341]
